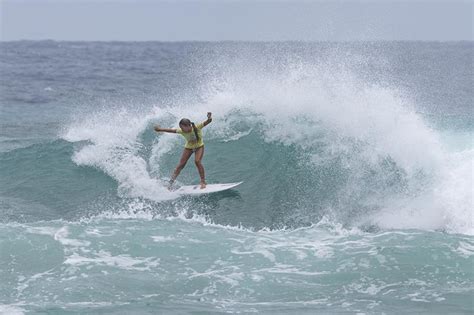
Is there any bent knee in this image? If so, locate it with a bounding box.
[194,160,203,166]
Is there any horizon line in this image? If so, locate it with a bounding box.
[1,39,473,43]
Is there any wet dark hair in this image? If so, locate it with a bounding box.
[179,118,199,142]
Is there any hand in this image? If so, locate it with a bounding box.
[207,112,212,119]
[154,125,161,132]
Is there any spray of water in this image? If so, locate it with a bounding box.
[63,56,473,235]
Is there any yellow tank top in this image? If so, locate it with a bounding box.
[176,122,204,149]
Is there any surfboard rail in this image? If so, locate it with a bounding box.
[175,181,243,195]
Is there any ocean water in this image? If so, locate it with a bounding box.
[0,41,472,314]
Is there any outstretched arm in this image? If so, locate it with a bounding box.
[202,112,213,127]
[154,125,177,133]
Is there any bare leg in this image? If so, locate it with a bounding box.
[169,148,193,189]
[194,146,206,189]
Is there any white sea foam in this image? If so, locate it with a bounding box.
[54,226,90,247]
[0,304,25,315]
[455,240,474,258]
[64,250,160,271]
[151,235,175,242]
[371,149,473,235]
[63,107,179,202]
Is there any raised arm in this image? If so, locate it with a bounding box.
[154,125,177,133]
[202,112,213,127]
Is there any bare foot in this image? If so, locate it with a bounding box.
[200,181,207,189]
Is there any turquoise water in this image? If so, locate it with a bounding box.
[0,41,473,314]
[2,219,472,314]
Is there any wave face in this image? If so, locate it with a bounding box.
[54,42,471,234]
[0,41,473,313]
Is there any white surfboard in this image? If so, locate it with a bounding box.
[175,182,243,195]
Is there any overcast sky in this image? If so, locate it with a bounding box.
[1,0,472,41]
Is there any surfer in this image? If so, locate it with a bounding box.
[154,112,212,189]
